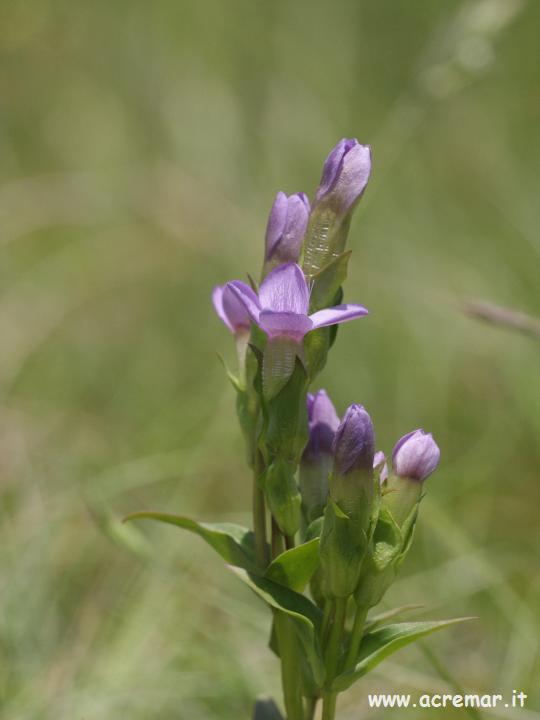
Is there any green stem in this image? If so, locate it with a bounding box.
[321,598,333,646]
[271,516,284,558]
[344,603,368,670]
[305,696,318,720]
[252,453,268,568]
[322,597,347,720]
[274,611,304,720]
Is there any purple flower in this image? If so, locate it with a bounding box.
[304,390,340,463]
[264,192,310,268]
[212,284,252,335]
[333,404,375,476]
[392,429,440,482]
[228,263,368,344]
[315,138,372,215]
[300,389,340,523]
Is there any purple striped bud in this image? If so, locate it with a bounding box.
[315,139,372,216]
[392,429,440,482]
[302,138,372,278]
[333,404,375,477]
[330,404,375,523]
[263,191,310,275]
[300,390,340,522]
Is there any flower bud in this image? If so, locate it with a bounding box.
[319,405,375,598]
[302,139,372,278]
[263,191,310,276]
[392,429,440,481]
[299,390,340,523]
[330,404,375,524]
[315,139,372,215]
[383,430,440,527]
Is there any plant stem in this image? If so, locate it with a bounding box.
[252,452,268,567]
[305,696,318,720]
[274,611,304,720]
[344,603,368,670]
[271,516,284,558]
[321,598,333,646]
[321,597,347,720]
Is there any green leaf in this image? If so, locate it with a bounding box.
[309,251,351,313]
[252,697,284,720]
[364,604,424,632]
[230,567,325,687]
[264,538,320,592]
[124,512,259,572]
[332,618,475,691]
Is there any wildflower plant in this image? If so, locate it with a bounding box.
[125,140,470,720]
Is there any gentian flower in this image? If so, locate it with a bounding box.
[263,191,310,274]
[212,283,252,336]
[300,390,340,523]
[302,138,372,277]
[381,429,440,526]
[228,263,367,396]
[228,263,367,344]
[314,138,372,216]
[330,404,375,523]
[373,450,389,484]
[392,429,440,482]
[212,283,252,382]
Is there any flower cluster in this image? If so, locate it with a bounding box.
[129,139,454,720]
[208,139,444,719]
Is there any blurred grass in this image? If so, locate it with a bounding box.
[1,0,539,718]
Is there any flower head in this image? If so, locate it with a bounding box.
[228,263,368,344]
[264,191,310,269]
[212,284,252,335]
[315,138,372,215]
[392,429,440,482]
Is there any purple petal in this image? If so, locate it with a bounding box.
[212,286,233,333]
[315,139,372,213]
[309,390,340,432]
[333,403,375,476]
[392,429,441,482]
[373,450,389,484]
[265,191,289,260]
[309,304,368,330]
[259,263,310,315]
[227,281,261,323]
[258,310,312,342]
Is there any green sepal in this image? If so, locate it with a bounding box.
[264,538,320,592]
[332,618,475,692]
[319,498,367,599]
[216,352,242,392]
[264,358,308,463]
[252,697,284,720]
[309,252,351,313]
[262,337,300,400]
[304,327,331,381]
[230,567,326,687]
[123,512,260,573]
[263,458,302,537]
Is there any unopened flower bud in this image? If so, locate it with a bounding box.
[302,139,372,278]
[383,429,440,526]
[319,405,375,598]
[300,390,340,523]
[263,192,310,276]
[330,404,375,524]
[392,429,440,481]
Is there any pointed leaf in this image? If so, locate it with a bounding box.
[264,538,320,592]
[124,512,259,572]
[333,618,475,691]
[252,697,284,720]
[230,567,325,686]
[364,605,424,632]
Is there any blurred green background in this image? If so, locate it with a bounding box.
[1,0,539,718]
